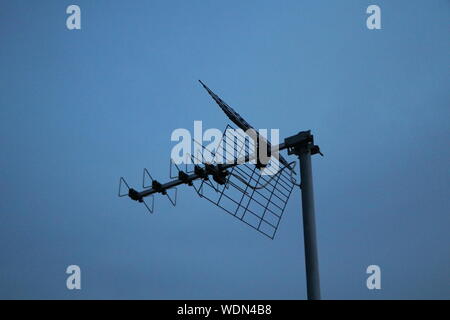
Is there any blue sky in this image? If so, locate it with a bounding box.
[0,0,449,299]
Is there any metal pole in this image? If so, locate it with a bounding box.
[299,150,321,300]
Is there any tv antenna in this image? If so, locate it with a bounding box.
[118,81,323,300]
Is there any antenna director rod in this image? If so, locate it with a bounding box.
[128,142,287,202]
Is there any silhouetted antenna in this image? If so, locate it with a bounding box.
[198,80,296,173]
[118,81,323,299]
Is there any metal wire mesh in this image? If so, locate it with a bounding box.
[181,125,294,239]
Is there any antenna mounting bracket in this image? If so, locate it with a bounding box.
[285,131,323,157]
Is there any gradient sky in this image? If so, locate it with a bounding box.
[0,0,449,299]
